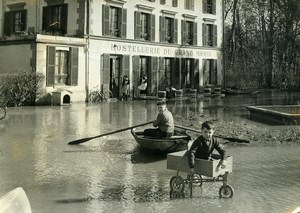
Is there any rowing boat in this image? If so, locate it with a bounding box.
[131,128,191,153]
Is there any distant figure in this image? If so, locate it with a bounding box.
[281,78,288,89]
[144,100,174,138]
[138,75,147,97]
[121,75,130,100]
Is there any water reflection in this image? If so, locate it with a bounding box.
[0,92,300,213]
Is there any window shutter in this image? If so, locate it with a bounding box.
[202,23,207,46]
[212,0,216,15]
[69,47,79,86]
[20,10,27,31]
[190,59,195,87]
[150,57,158,95]
[203,0,207,13]
[61,4,68,35]
[213,59,218,85]
[121,8,127,38]
[194,59,200,89]
[181,59,186,87]
[213,25,217,46]
[174,58,181,89]
[160,16,166,42]
[122,55,130,78]
[132,56,140,97]
[193,22,198,46]
[150,14,155,41]
[210,59,214,85]
[202,59,208,85]
[102,54,110,90]
[102,5,110,36]
[181,20,187,45]
[134,11,141,39]
[4,12,13,36]
[173,19,178,44]
[158,57,165,90]
[191,0,194,10]
[42,7,49,32]
[46,46,55,87]
[172,0,178,7]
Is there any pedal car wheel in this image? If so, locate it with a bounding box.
[193,174,203,187]
[186,173,203,187]
[219,185,234,198]
[170,176,185,193]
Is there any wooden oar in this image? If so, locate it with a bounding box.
[68,121,153,145]
[175,125,250,143]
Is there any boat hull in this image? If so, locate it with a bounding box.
[131,128,190,153]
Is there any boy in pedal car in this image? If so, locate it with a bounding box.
[188,121,227,174]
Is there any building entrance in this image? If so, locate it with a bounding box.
[110,57,121,98]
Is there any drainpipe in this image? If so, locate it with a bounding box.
[35,0,38,35]
[85,0,91,101]
[222,0,226,89]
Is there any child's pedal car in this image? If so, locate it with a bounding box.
[167,150,234,198]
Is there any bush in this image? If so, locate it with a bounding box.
[0,71,45,107]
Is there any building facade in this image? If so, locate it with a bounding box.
[0,0,225,103]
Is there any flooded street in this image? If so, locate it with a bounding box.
[0,91,300,213]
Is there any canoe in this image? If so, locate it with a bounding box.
[131,128,191,153]
[223,88,260,95]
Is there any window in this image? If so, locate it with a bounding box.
[186,21,193,45]
[160,16,178,43]
[3,10,27,36]
[135,12,155,41]
[202,23,217,46]
[165,18,173,43]
[46,46,78,87]
[140,57,148,79]
[133,56,157,96]
[164,58,173,87]
[203,0,216,14]
[42,4,68,35]
[181,59,199,89]
[103,5,127,38]
[185,59,192,87]
[110,7,119,36]
[181,20,197,45]
[141,13,150,39]
[185,0,194,10]
[160,0,166,4]
[55,50,68,85]
[172,0,178,7]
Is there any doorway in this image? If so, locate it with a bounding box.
[203,59,217,85]
[110,57,121,98]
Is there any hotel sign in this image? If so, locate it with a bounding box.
[110,43,214,58]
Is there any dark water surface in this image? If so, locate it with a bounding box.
[0,91,300,213]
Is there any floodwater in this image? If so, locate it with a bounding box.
[0,91,300,213]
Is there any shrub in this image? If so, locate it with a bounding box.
[0,71,45,107]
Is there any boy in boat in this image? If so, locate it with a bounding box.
[188,121,227,173]
[143,100,174,138]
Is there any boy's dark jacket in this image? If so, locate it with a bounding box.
[188,135,226,168]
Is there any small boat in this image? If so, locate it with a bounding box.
[131,128,191,153]
[223,88,260,95]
